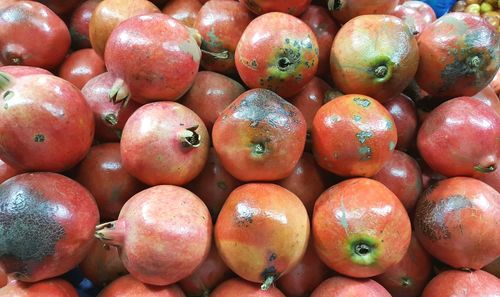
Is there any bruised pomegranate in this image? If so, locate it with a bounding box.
[327,0,399,24]
[311,276,391,297]
[95,185,212,286]
[414,177,500,270]
[0,66,52,77]
[0,73,94,172]
[162,0,202,27]
[239,0,311,16]
[313,178,411,278]
[215,184,309,289]
[0,278,78,296]
[0,1,70,69]
[0,158,21,184]
[69,0,100,49]
[421,270,500,297]
[417,96,499,177]
[0,173,99,282]
[212,89,307,181]
[211,278,285,297]
[58,49,106,89]
[120,102,209,186]
[235,12,319,98]
[98,274,186,297]
[382,94,418,151]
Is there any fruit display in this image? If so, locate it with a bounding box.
[0,0,498,296]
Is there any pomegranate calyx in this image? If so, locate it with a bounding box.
[95,221,125,247]
[109,79,131,108]
[474,164,496,173]
[179,126,201,148]
[260,275,275,291]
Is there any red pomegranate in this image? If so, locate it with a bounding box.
[162,0,202,27]
[391,5,428,36]
[120,102,209,186]
[212,89,307,181]
[98,274,186,297]
[327,0,399,24]
[235,12,319,98]
[239,0,311,16]
[311,276,391,297]
[0,158,22,184]
[0,73,94,172]
[36,0,82,16]
[215,184,309,289]
[0,66,52,77]
[0,173,99,282]
[69,0,100,49]
[382,94,418,151]
[422,270,500,297]
[401,1,436,24]
[313,178,411,278]
[473,168,500,192]
[211,278,285,297]
[472,85,500,115]
[414,177,500,270]
[95,185,212,286]
[58,49,106,89]
[0,278,78,296]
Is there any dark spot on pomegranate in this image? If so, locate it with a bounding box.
[261,265,277,281]
[2,91,13,101]
[268,252,277,262]
[235,203,255,227]
[359,146,372,160]
[353,97,371,107]
[356,130,373,144]
[33,134,45,143]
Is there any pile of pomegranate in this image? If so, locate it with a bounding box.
[0,0,499,296]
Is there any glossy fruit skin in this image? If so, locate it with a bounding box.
[79,239,127,288]
[194,1,253,75]
[36,0,82,16]
[373,235,433,297]
[312,94,398,177]
[415,13,500,99]
[311,276,391,297]
[105,13,201,103]
[69,0,100,49]
[0,66,52,77]
[0,278,78,297]
[239,0,311,16]
[313,178,411,278]
[235,12,319,98]
[120,101,209,186]
[89,0,160,58]
[0,159,22,184]
[211,278,285,297]
[401,1,436,24]
[331,15,419,102]
[473,168,500,192]
[215,183,310,285]
[212,89,307,181]
[162,0,202,27]
[328,0,399,24]
[98,274,186,297]
[391,5,428,36]
[0,74,94,172]
[372,150,423,215]
[96,185,212,286]
[75,143,145,221]
[0,1,71,70]
[382,94,418,151]
[472,85,500,115]
[421,270,500,297]
[58,49,106,89]
[0,172,99,282]
[180,71,245,132]
[417,96,499,177]
[414,177,500,270]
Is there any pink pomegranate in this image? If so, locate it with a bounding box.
[58,49,106,89]
[98,274,186,297]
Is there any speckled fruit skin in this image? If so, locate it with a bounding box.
[0,74,94,172]
[89,0,160,58]
[215,184,310,287]
[0,173,99,283]
[312,94,397,177]
[69,0,100,50]
[0,159,22,184]
[239,0,311,16]
[162,0,202,27]
[414,177,500,270]
[58,49,106,89]
[311,276,391,297]
[313,178,411,278]
[235,13,319,98]
[194,1,253,75]
[211,278,285,297]
[212,89,307,181]
[98,274,186,297]
[105,13,201,103]
[382,94,418,151]
[0,66,52,77]
[0,278,78,297]
[374,235,433,297]
[331,15,419,102]
[417,96,499,177]
[415,13,500,99]
[0,1,70,70]
[422,270,500,297]
[327,0,399,24]
[95,185,212,286]
[120,101,209,186]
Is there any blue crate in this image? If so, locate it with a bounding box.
[419,0,458,17]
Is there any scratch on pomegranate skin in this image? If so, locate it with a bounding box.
[338,197,349,234]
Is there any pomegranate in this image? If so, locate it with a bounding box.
[211,278,285,297]
[95,185,212,286]
[422,270,500,297]
[0,1,70,69]
[327,0,399,24]
[473,85,500,115]
[180,71,246,132]
[391,5,428,36]
[98,274,186,297]
[0,172,99,282]
[69,0,100,49]
[212,88,307,181]
[215,183,309,289]
[311,276,391,297]
[415,13,499,99]
[58,49,106,89]
[0,278,78,296]
[0,73,94,172]
[89,0,160,57]
[105,13,201,104]
[75,143,145,221]
[312,94,397,177]
[235,12,319,98]
[417,96,499,177]
[0,158,22,184]
[313,178,411,278]
[331,15,419,102]
[239,0,311,16]
[120,102,209,186]
[373,235,433,297]
[36,0,82,16]
[473,168,500,192]
[0,66,52,77]
[382,94,418,151]
[401,1,436,24]
[414,177,500,270]
[162,0,202,27]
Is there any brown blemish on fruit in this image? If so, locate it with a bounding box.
[33,134,45,143]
